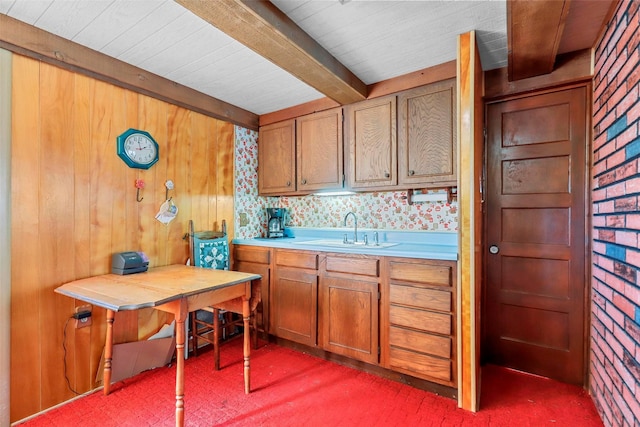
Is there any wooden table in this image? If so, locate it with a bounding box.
[55,264,261,427]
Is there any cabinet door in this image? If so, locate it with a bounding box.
[296,107,343,192]
[258,119,296,195]
[271,266,318,346]
[320,275,379,364]
[345,95,397,189]
[235,261,270,333]
[398,79,456,187]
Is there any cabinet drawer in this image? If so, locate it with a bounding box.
[388,261,451,287]
[389,305,451,335]
[390,284,451,312]
[389,326,451,359]
[325,256,379,277]
[276,250,318,269]
[389,346,452,382]
[235,246,270,264]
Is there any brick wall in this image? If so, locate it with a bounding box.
[592,0,640,426]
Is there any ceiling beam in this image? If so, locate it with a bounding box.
[507,0,571,81]
[176,0,368,105]
[0,14,259,130]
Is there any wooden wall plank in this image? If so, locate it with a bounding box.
[10,54,42,422]
[217,122,235,238]
[38,62,77,407]
[10,53,236,421]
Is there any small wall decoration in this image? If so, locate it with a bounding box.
[117,128,159,169]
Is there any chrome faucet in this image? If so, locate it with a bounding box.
[343,211,358,243]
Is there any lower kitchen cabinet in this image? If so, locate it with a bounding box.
[319,254,380,364]
[271,249,319,346]
[384,257,457,387]
[233,245,271,334]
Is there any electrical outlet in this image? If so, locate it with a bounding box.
[75,304,92,329]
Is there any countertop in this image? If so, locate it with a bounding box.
[233,227,458,261]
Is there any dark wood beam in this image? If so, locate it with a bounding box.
[176,0,368,105]
[0,14,259,130]
[507,0,571,81]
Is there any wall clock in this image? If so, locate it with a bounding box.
[116,128,159,169]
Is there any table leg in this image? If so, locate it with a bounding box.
[175,306,186,427]
[243,287,251,394]
[104,309,115,395]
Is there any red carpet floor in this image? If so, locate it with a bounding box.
[19,339,603,426]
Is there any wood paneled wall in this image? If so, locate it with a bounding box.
[9,54,235,422]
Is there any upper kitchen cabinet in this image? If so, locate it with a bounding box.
[296,107,344,193]
[398,78,457,187]
[259,119,296,195]
[345,95,397,190]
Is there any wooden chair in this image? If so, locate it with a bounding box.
[188,230,261,369]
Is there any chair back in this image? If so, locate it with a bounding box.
[193,231,229,270]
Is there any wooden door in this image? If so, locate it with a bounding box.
[484,86,588,385]
[296,107,343,192]
[258,119,296,195]
[345,95,397,189]
[398,78,456,187]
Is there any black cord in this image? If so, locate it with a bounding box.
[63,317,82,395]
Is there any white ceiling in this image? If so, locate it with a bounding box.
[0,0,507,115]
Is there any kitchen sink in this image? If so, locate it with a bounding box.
[292,239,398,249]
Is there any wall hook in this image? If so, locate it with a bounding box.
[165,180,174,201]
[135,179,145,202]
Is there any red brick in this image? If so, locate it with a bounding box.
[606,149,627,170]
[625,315,640,343]
[616,161,637,180]
[593,215,607,227]
[616,11,638,54]
[613,291,636,317]
[622,350,640,388]
[628,99,640,127]
[626,213,640,230]
[608,49,629,86]
[624,282,639,304]
[607,300,624,330]
[607,182,626,198]
[593,160,607,177]
[606,214,625,228]
[615,229,638,246]
[593,130,610,150]
[606,273,628,295]
[628,61,640,90]
[600,229,616,242]
[599,169,618,186]
[622,385,640,425]
[597,255,615,273]
[614,261,637,283]
[625,248,640,266]
[616,125,640,149]
[598,200,616,214]
[629,0,639,23]
[615,81,638,117]
[614,196,638,211]
[594,240,608,254]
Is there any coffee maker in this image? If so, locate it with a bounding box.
[266,208,287,238]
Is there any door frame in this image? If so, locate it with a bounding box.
[481,81,593,388]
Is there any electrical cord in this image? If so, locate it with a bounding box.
[63,316,82,395]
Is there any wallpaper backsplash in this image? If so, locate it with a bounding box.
[234,127,459,239]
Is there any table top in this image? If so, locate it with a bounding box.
[54,264,261,311]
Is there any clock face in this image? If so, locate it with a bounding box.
[117,129,159,169]
[124,134,157,165]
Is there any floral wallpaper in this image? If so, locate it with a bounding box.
[234,126,459,239]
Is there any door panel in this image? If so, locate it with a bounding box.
[484,87,587,385]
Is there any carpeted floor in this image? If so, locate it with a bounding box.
[18,338,603,426]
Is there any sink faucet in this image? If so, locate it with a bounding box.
[343,211,358,243]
